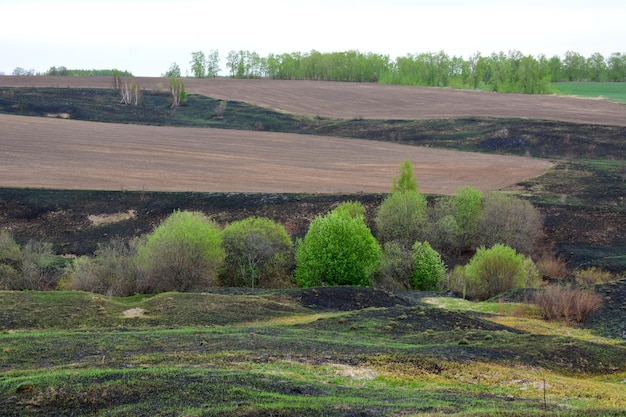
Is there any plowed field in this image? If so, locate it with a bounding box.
[4,76,626,125]
[0,114,551,193]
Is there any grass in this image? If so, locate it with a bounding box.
[552,82,626,103]
[1,290,625,416]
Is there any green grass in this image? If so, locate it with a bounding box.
[552,82,626,103]
[1,290,625,416]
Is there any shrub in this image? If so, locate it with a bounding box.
[295,208,382,287]
[475,192,543,255]
[60,237,140,296]
[333,200,366,219]
[136,210,224,292]
[453,186,483,250]
[534,285,603,323]
[0,230,62,290]
[411,241,446,291]
[221,217,293,288]
[464,244,528,300]
[375,190,427,248]
[373,241,414,290]
[574,267,616,285]
[536,255,570,279]
[391,159,418,193]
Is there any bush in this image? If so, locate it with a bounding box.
[221,217,293,288]
[136,211,224,292]
[375,190,427,248]
[534,285,603,323]
[295,208,382,287]
[0,230,62,290]
[411,241,446,291]
[60,237,140,296]
[574,267,616,285]
[536,255,570,279]
[373,241,414,290]
[475,192,543,256]
[464,244,528,300]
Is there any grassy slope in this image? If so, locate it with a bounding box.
[1,289,626,416]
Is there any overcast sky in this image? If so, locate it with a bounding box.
[1,0,625,76]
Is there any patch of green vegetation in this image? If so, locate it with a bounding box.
[552,82,626,103]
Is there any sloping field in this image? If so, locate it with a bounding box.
[3,76,626,125]
[0,114,551,194]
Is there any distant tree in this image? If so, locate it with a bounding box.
[169,77,186,108]
[333,201,366,219]
[220,217,293,288]
[411,241,446,291]
[453,186,483,251]
[206,49,220,78]
[190,51,206,77]
[295,208,381,287]
[119,79,142,106]
[375,190,427,248]
[391,159,418,193]
[475,192,543,256]
[165,62,181,78]
[135,211,224,292]
[226,50,239,77]
[12,67,34,76]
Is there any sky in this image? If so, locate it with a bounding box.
[1,0,625,76]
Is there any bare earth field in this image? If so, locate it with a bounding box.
[3,75,626,125]
[0,114,551,194]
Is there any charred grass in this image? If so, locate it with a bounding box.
[1,288,626,416]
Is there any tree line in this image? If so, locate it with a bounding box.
[184,49,626,93]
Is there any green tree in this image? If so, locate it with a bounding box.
[169,77,186,108]
[164,62,181,78]
[295,209,381,287]
[190,51,206,77]
[221,217,293,288]
[206,49,220,78]
[391,159,418,193]
[411,241,446,291]
[333,200,366,219]
[464,244,527,300]
[375,190,427,248]
[136,210,224,292]
[453,186,483,251]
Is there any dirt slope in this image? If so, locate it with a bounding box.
[0,114,551,194]
[2,76,626,126]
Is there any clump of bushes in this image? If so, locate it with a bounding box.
[534,285,603,323]
[0,230,64,290]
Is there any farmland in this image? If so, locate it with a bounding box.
[0,76,625,416]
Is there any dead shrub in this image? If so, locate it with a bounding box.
[536,255,569,279]
[534,285,603,323]
[574,267,616,285]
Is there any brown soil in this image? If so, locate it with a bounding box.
[0,113,551,194]
[3,76,626,126]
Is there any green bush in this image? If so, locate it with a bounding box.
[221,217,293,288]
[411,241,446,291]
[136,210,224,292]
[295,209,382,287]
[333,200,366,219]
[464,244,528,300]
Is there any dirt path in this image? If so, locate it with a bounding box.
[2,76,625,126]
[0,114,551,194]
